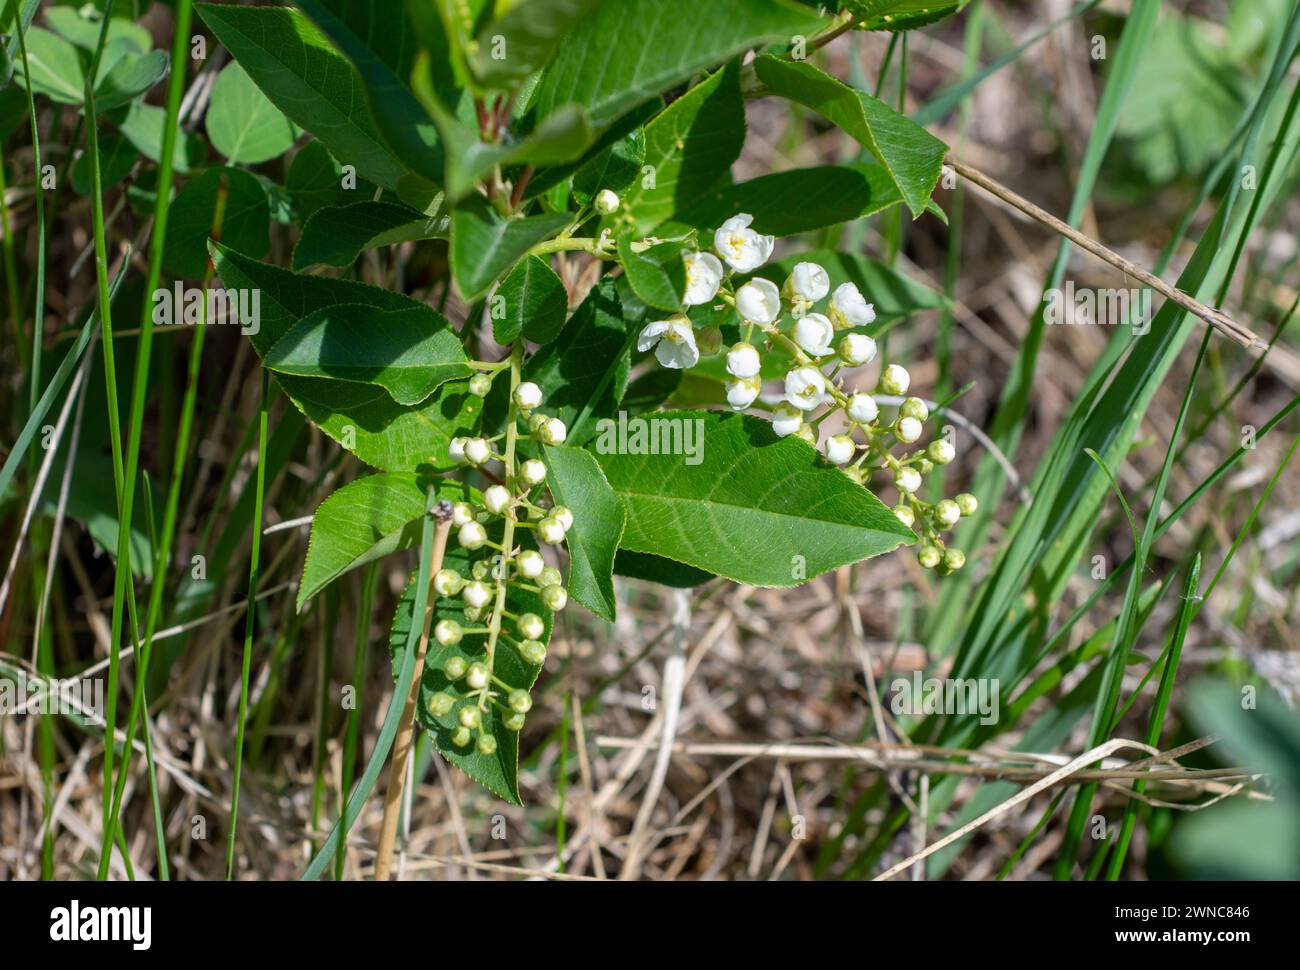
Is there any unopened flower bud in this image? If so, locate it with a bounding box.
[793,313,835,357]
[465,662,489,690]
[726,342,761,379]
[878,364,910,396]
[771,402,803,438]
[434,619,463,646]
[896,417,923,444]
[452,502,475,527]
[516,549,545,579]
[828,282,876,330]
[537,516,567,545]
[899,397,929,422]
[464,437,491,465]
[594,188,620,214]
[928,439,956,465]
[783,261,830,317]
[477,734,498,756]
[462,579,492,609]
[518,612,545,640]
[956,492,978,516]
[519,458,547,486]
[520,640,547,665]
[508,689,533,713]
[918,545,942,569]
[469,373,493,397]
[894,505,915,528]
[794,425,817,446]
[433,568,465,597]
[935,499,961,527]
[427,692,455,717]
[455,704,480,729]
[551,506,574,532]
[824,434,855,465]
[513,381,542,411]
[443,656,468,680]
[538,417,567,445]
[847,392,878,424]
[484,484,511,515]
[458,521,488,550]
[451,726,472,747]
[448,437,467,463]
[837,332,877,367]
[504,712,526,732]
[943,547,966,571]
[735,277,781,325]
[541,585,568,611]
[895,466,922,494]
[538,565,563,588]
[726,376,761,410]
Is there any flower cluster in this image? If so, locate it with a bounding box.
[636,213,977,573]
[435,378,571,750]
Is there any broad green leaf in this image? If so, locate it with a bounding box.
[297,471,452,610]
[164,166,270,278]
[595,409,915,585]
[118,101,207,173]
[392,545,550,804]
[94,50,168,111]
[529,0,825,129]
[620,366,681,415]
[450,197,571,301]
[15,27,84,103]
[619,63,744,233]
[493,254,568,345]
[44,7,151,52]
[667,164,907,237]
[523,276,630,444]
[196,3,408,189]
[613,549,712,588]
[292,201,448,270]
[471,0,601,86]
[285,139,376,221]
[572,126,645,205]
[211,242,481,471]
[844,0,973,31]
[70,134,138,194]
[206,61,300,164]
[618,237,688,311]
[754,55,947,218]
[316,0,416,75]
[266,303,472,406]
[543,444,624,620]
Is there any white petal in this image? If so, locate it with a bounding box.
[636,321,670,352]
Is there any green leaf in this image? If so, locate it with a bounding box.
[572,126,645,205]
[297,471,451,610]
[391,548,550,805]
[285,139,376,221]
[529,0,825,129]
[265,303,472,406]
[667,164,908,237]
[523,276,631,445]
[210,242,481,471]
[618,236,688,311]
[754,54,947,218]
[292,201,448,270]
[613,549,713,587]
[164,166,270,278]
[14,27,83,103]
[492,254,568,345]
[205,61,300,164]
[844,0,973,31]
[94,49,168,111]
[118,101,207,174]
[619,63,745,233]
[543,444,624,620]
[471,0,602,86]
[44,7,151,52]
[620,366,681,415]
[595,409,914,586]
[196,3,408,189]
[70,134,138,194]
[450,197,571,301]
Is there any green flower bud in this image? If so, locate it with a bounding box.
[520,640,547,665]
[893,504,915,528]
[503,712,526,732]
[508,689,533,714]
[899,397,929,422]
[518,612,545,640]
[943,547,966,571]
[451,726,472,747]
[434,619,463,646]
[443,656,468,680]
[466,662,490,690]
[935,499,961,528]
[458,705,482,729]
[477,734,499,756]
[538,565,563,588]
[918,545,942,569]
[541,585,568,611]
[427,692,455,717]
[469,373,493,397]
[956,492,978,516]
[928,439,956,465]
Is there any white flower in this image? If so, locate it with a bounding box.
[463,437,491,465]
[594,188,620,214]
[458,522,488,550]
[637,316,699,369]
[448,437,467,463]
[837,333,877,367]
[451,502,475,527]
[824,434,855,465]
[847,392,878,424]
[734,278,781,325]
[894,467,922,494]
[771,402,803,437]
[928,440,955,465]
[483,484,511,515]
[538,516,567,544]
[552,506,574,532]
[519,458,547,486]
[726,377,760,411]
[935,499,961,527]
[463,580,492,608]
[683,252,723,306]
[828,282,876,330]
[714,213,774,272]
[879,364,910,396]
[538,417,567,445]
[726,342,761,379]
[516,549,545,579]
[793,312,834,357]
[783,261,830,317]
[784,366,828,411]
[896,417,923,444]
[513,381,543,411]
